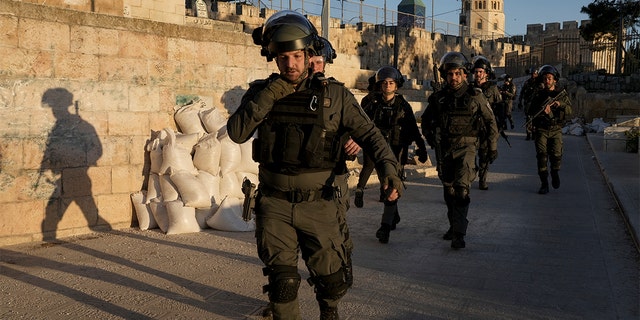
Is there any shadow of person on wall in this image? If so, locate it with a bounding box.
[39,88,110,242]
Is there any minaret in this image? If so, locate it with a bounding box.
[462,0,505,39]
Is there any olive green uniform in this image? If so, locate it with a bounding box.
[474,81,501,189]
[421,82,499,242]
[526,88,572,190]
[227,73,399,319]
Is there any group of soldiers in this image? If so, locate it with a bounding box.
[227,10,572,319]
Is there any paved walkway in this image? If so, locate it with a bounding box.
[1,111,638,319]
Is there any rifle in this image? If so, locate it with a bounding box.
[499,130,512,147]
[523,89,568,128]
[241,177,256,221]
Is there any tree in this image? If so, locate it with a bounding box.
[580,0,640,42]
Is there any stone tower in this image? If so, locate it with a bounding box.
[397,0,426,29]
[460,0,506,39]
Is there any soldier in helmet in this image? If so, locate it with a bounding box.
[353,66,429,244]
[308,36,360,289]
[226,11,403,319]
[499,74,517,129]
[526,65,572,195]
[471,55,502,190]
[421,52,499,249]
[519,67,540,140]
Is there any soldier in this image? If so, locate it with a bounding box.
[226,11,403,319]
[308,36,360,288]
[526,65,572,195]
[471,56,502,190]
[499,74,517,129]
[518,67,540,140]
[421,52,499,249]
[353,66,428,244]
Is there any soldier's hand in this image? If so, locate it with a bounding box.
[488,149,498,164]
[343,138,361,156]
[416,148,429,163]
[254,77,294,108]
[382,175,403,200]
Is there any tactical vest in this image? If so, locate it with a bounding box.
[370,96,403,146]
[252,79,342,171]
[439,87,479,138]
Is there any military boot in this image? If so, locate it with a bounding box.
[538,171,549,194]
[451,232,466,249]
[478,169,488,190]
[320,306,339,320]
[551,170,560,189]
[354,187,364,208]
[375,223,391,244]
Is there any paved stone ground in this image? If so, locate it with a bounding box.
[1,111,638,319]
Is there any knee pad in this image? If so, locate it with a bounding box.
[309,268,349,301]
[454,187,470,204]
[263,266,300,303]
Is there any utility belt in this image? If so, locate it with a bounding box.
[260,185,337,203]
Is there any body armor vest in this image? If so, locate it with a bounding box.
[370,96,403,146]
[253,82,342,171]
[440,87,479,138]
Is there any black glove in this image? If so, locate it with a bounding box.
[254,77,294,107]
[488,149,498,164]
[416,148,429,163]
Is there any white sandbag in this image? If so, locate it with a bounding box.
[174,99,207,135]
[237,138,259,174]
[149,200,168,233]
[159,128,198,175]
[130,191,158,230]
[197,170,221,204]
[165,200,201,235]
[219,173,244,199]
[193,133,222,176]
[159,174,180,202]
[145,173,162,203]
[170,169,212,208]
[146,137,163,175]
[195,206,217,229]
[206,196,255,232]
[218,131,242,176]
[175,132,203,153]
[199,107,228,135]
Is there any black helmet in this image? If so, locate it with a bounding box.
[438,52,470,78]
[504,74,512,82]
[472,55,495,79]
[375,66,404,88]
[252,11,320,61]
[538,65,559,80]
[314,37,337,64]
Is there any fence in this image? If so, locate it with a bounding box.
[236,0,461,35]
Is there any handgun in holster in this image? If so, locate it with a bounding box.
[241,177,257,221]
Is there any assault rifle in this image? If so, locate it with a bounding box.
[523,89,568,128]
[241,177,256,221]
[500,130,512,147]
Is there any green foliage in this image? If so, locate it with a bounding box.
[580,0,640,42]
[624,127,640,153]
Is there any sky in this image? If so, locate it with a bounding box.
[385,0,595,36]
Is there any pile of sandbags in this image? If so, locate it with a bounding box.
[131,98,257,234]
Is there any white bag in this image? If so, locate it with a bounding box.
[145,173,162,203]
[218,132,241,176]
[206,196,255,232]
[174,99,207,135]
[165,200,201,235]
[130,191,158,230]
[170,170,212,208]
[199,107,228,135]
[193,133,222,176]
[149,200,168,233]
[159,129,198,175]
